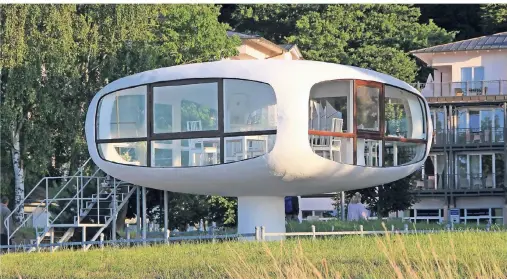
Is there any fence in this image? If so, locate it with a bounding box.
[1,224,496,254]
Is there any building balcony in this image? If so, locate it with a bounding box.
[413,80,507,98]
[414,173,505,192]
[432,128,504,146]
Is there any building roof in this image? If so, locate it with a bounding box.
[411,32,507,54]
[226,31,260,39]
[278,44,295,51]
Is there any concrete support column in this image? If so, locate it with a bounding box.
[238,196,285,240]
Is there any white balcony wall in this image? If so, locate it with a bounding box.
[431,51,507,84]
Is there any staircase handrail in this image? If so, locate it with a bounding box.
[47,168,103,227]
[5,158,92,239]
[32,167,104,247]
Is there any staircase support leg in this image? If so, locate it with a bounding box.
[50,228,55,253]
[82,227,86,251]
[142,186,147,246]
[164,191,168,240]
[136,186,141,239]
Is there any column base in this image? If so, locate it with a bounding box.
[237,196,286,241]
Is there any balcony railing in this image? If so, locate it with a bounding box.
[414,173,505,191]
[412,80,507,98]
[432,128,504,145]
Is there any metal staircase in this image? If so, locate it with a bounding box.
[4,158,137,252]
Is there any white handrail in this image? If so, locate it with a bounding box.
[5,158,92,240]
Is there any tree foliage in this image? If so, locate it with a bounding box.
[480,4,507,34]
[231,4,455,82]
[0,4,240,225]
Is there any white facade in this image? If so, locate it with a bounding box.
[85,60,431,235]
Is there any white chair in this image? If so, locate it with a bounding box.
[311,118,343,162]
[186,120,202,132]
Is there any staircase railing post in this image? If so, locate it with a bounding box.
[82,226,86,251]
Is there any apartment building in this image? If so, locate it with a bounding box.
[408,32,507,225]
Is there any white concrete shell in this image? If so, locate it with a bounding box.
[86,60,432,198]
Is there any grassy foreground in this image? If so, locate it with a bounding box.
[1,232,507,279]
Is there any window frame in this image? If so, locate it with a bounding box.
[95,78,277,167]
[309,79,428,167]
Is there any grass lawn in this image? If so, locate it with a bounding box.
[1,231,506,279]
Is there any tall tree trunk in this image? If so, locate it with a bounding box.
[11,128,25,224]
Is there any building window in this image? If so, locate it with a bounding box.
[309,80,428,167]
[455,153,499,189]
[223,79,277,132]
[97,86,147,140]
[96,79,276,167]
[153,82,219,133]
[461,66,484,90]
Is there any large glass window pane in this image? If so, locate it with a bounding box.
[309,80,351,132]
[495,153,504,188]
[151,138,220,167]
[356,85,380,132]
[473,67,485,89]
[224,79,277,132]
[461,67,472,89]
[470,155,481,188]
[224,134,276,163]
[385,86,425,139]
[153,82,218,133]
[383,141,426,167]
[456,155,469,188]
[97,86,147,139]
[494,108,504,143]
[98,141,147,166]
[154,103,173,134]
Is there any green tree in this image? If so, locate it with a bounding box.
[231,4,455,82]
[480,4,507,34]
[1,4,240,227]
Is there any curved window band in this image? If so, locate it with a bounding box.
[308,79,429,168]
[95,78,278,167]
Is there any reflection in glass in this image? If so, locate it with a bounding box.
[356,85,379,131]
[98,141,147,166]
[383,142,426,167]
[385,86,425,139]
[153,82,218,133]
[224,79,277,132]
[151,138,220,167]
[456,155,469,188]
[309,80,351,132]
[224,135,276,163]
[97,86,147,139]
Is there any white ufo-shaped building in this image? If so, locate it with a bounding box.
[85,60,432,235]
